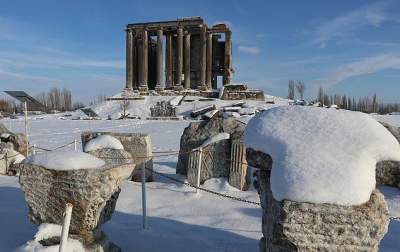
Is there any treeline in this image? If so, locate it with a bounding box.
[35,88,73,111]
[288,80,400,114]
[316,86,399,114]
[0,99,16,113]
[0,88,83,113]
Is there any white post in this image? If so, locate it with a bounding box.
[24,101,29,157]
[196,147,203,194]
[59,203,73,252]
[73,139,77,152]
[33,144,36,155]
[141,162,148,230]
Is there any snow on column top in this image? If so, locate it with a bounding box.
[244,106,400,206]
[24,151,105,170]
[84,135,124,152]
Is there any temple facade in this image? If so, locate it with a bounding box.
[125,17,233,92]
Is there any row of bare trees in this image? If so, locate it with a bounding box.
[288,80,305,100]
[35,88,73,111]
[287,80,399,114]
[316,86,399,114]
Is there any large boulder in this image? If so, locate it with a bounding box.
[19,162,133,243]
[176,112,245,175]
[246,148,389,252]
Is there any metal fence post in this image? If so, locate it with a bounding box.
[142,161,148,230]
[73,139,77,152]
[196,147,203,194]
[24,101,29,157]
[59,203,73,252]
[33,144,36,155]
[5,152,8,174]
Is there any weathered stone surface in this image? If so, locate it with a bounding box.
[82,132,153,182]
[187,139,231,185]
[19,163,134,243]
[376,122,400,186]
[8,133,27,156]
[247,149,390,252]
[376,160,400,187]
[177,112,245,175]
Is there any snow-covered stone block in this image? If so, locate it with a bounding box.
[246,148,389,252]
[82,132,153,182]
[19,157,134,244]
[244,106,400,205]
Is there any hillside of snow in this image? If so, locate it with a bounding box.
[1,96,400,251]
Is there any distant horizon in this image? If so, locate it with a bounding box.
[0,0,399,103]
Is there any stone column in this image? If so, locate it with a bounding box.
[229,141,248,190]
[223,30,232,85]
[174,27,183,90]
[199,25,207,88]
[155,29,164,91]
[165,33,173,89]
[139,29,148,91]
[184,33,191,89]
[132,35,138,90]
[126,29,134,90]
[206,32,213,89]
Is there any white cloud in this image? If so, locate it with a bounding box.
[321,53,400,87]
[312,1,395,47]
[238,46,261,55]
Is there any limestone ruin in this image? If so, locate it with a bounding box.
[18,162,134,246]
[125,17,232,92]
[81,131,153,181]
[247,148,390,252]
[177,112,250,190]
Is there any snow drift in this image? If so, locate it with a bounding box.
[244,106,400,205]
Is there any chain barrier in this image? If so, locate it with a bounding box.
[0,140,260,206]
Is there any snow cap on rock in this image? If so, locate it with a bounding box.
[25,150,105,170]
[84,135,124,152]
[244,106,400,206]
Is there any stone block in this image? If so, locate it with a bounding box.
[246,148,390,252]
[19,162,134,243]
[82,132,153,182]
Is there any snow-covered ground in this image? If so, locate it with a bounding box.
[1,101,400,251]
[0,118,261,252]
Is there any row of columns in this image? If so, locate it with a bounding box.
[126,26,232,91]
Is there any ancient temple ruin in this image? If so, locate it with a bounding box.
[125,17,233,92]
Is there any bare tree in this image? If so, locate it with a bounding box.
[288,80,295,100]
[318,86,324,106]
[296,81,305,100]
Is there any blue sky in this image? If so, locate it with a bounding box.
[0,0,399,103]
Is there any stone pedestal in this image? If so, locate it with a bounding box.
[246,148,390,252]
[19,163,134,244]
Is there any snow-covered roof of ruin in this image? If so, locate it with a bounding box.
[244,106,400,206]
[24,151,105,170]
[84,135,124,152]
